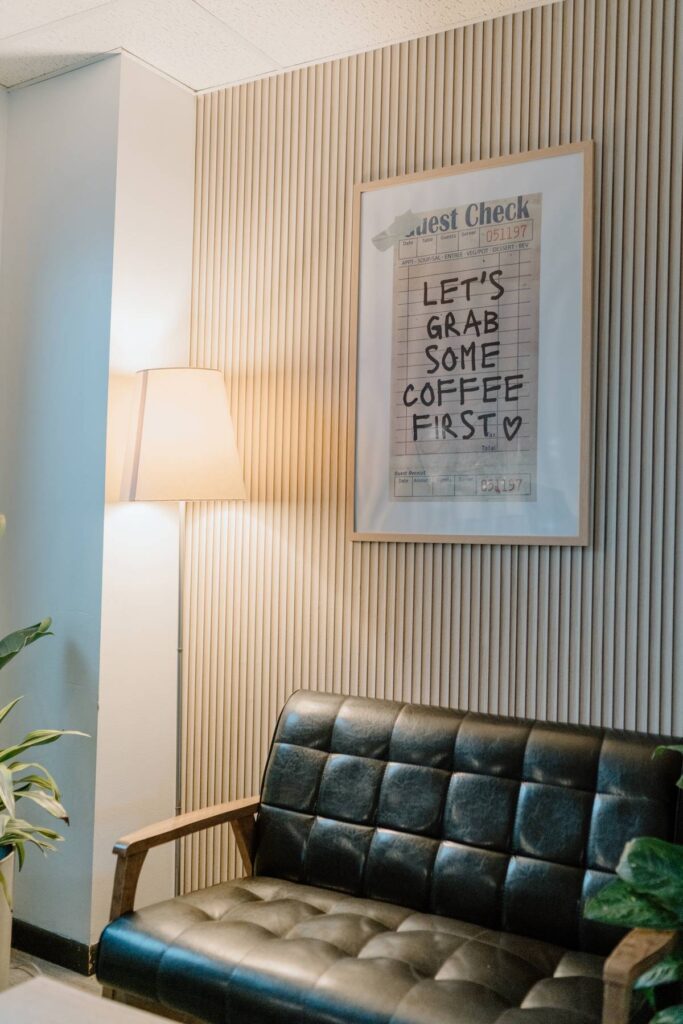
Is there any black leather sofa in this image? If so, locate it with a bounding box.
[97,691,682,1024]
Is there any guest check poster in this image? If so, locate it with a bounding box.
[351,143,592,545]
[390,192,541,504]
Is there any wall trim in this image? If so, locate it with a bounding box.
[12,919,98,976]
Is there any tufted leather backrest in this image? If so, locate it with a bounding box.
[253,691,682,955]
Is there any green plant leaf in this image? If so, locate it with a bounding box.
[651,1006,683,1024]
[0,728,88,764]
[14,774,58,797]
[0,814,61,842]
[0,697,22,727]
[9,762,61,798]
[654,745,683,789]
[16,789,69,823]
[584,878,680,929]
[0,816,63,860]
[0,619,53,672]
[655,745,683,757]
[617,838,683,919]
[0,764,15,815]
[636,952,683,990]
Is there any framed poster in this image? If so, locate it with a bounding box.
[349,141,593,545]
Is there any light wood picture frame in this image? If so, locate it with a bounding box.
[349,141,593,545]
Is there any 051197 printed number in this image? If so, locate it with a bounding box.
[480,478,525,494]
[484,223,530,243]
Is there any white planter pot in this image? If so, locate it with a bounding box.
[0,849,14,992]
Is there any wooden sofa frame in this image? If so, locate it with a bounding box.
[104,798,677,1024]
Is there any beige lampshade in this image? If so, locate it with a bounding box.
[121,368,246,502]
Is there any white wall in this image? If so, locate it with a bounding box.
[92,57,195,942]
[0,58,120,943]
[0,87,8,264]
[0,55,195,947]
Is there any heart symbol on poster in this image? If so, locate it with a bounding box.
[503,416,522,441]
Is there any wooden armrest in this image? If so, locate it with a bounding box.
[602,928,677,1024]
[113,796,260,857]
[109,796,260,921]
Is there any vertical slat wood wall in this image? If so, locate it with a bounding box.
[182,0,683,891]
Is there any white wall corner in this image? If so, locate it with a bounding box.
[91,54,196,942]
[0,52,196,947]
[0,56,122,945]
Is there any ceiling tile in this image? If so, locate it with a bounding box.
[197,0,546,71]
[0,0,278,90]
[0,0,550,93]
[0,0,111,41]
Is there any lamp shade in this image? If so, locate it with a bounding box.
[121,368,246,502]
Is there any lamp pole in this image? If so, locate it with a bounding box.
[175,499,186,894]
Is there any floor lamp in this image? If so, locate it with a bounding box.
[120,367,246,893]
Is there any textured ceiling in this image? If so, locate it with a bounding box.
[0,0,551,93]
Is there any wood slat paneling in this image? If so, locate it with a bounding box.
[182,0,683,891]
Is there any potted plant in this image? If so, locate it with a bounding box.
[0,514,84,989]
[585,743,683,1024]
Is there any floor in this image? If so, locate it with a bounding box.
[9,948,101,993]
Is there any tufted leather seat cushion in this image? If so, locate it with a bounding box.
[98,692,680,1023]
[98,875,616,1024]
